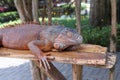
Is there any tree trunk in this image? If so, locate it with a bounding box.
[42,5,46,23]
[90,0,111,28]
[46,0,52,25]
[110,0,117,53]
[75,0,81,34]
[109,0,117,80]
[22,0,33,21]
[32,0,39,22]
[14,0,35,22]
[14,0,26,22]
[117,0,120,23]
[73,0,82,80]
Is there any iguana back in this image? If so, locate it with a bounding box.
[0,24,63,49]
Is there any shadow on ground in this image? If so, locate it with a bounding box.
[0,62,32,80]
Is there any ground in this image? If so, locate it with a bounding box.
[0,53,120,80]
[0,58,32,80]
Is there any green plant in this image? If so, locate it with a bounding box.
[0,11,19,23]
[52,18,76,28]
[0,19,21,28]
[82,26,110,47]
[48,18,111,47]
[81,2,87,10]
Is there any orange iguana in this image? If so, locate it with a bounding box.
[0,24,83,70]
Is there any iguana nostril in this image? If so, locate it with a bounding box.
[54,43,59,49]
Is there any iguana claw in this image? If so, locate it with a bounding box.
[41,56,50,70]
[38,55,51,71]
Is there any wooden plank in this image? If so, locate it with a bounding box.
[0,44,107,65]
[79,44,107,54]
[0,48,106,66]
[49,51,106,65]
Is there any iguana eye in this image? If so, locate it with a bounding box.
[67,32,73,37]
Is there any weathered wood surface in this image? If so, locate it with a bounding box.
[0,44,107,66]
[78,44,107,54]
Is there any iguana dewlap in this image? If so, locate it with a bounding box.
[0,24,83,70]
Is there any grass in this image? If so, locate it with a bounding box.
[0,19,21,28]
[39,17,89,28]
[0,11,17,16]
[0,17,89,28]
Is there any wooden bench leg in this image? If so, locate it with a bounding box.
[30,60,42,80]
[33,60,66,80]
[72,64,83,80]
[41,71,47,80]
[109,66,115,80]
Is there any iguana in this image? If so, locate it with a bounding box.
[0,24,83,70]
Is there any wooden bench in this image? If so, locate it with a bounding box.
[0,44,116,80]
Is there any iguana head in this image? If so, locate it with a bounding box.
[54,27,83,50]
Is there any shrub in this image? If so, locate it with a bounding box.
[82,26,110,47]
[52,18,76,28]
[52,18,111,47]
[0,12,19,23]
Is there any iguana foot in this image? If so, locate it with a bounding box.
[38,53,55,71]
[38,53,51,71]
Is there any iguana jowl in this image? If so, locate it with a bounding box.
[0,24,83,70]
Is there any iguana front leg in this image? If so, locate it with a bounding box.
[28,39,52,70]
